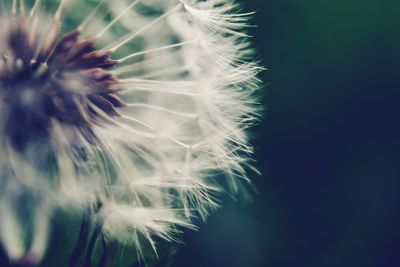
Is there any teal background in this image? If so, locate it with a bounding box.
[174,1,400,267]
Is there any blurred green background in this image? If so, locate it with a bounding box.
[174,1,400,267]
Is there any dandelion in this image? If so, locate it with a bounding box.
[0,0,261,266]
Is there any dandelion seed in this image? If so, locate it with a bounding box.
[0,0,261,265]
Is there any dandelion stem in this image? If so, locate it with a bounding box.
[69,213,90,267]
[84,220,103,267]
[99,236,108,267]
[97,237,108,267]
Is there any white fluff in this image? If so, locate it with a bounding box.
[0,0,261,263]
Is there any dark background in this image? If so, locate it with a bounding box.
[174,1,400,267]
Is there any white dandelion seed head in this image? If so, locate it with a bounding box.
[0,0,261,265]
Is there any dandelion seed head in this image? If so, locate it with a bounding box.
[0,0,261,265]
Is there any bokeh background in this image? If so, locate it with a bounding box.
[174,1,400,267]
